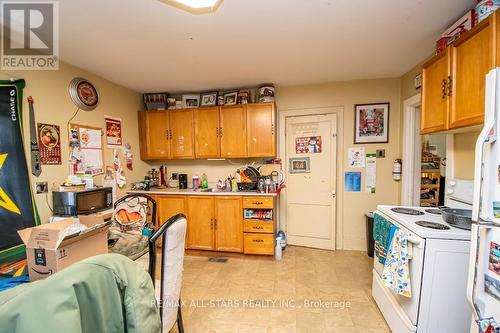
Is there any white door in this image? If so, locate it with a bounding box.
[285,114,337,250]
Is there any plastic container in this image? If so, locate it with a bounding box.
[275,238,282,260]
[193,175,199,190]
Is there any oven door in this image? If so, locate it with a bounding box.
[372,212,425,328]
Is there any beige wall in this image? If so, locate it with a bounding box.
[0,62,149,223]
[454,131,480,180]
[400,61,424,102]
[275,78,402,250]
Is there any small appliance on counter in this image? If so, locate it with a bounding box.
[169,173,179,188]
[178,173,188,189]
[52,187,113,216]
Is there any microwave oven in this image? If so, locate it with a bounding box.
[52,187,113,216]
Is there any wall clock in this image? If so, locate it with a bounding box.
[69,77,100,111]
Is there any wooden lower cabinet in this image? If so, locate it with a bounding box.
[214,197,243,252]
[156,196,186,227]
[155,196,186,248]
[153,194,274,255]
[186,196,243,252]
[186,196,215,250]
[243,233,274,255]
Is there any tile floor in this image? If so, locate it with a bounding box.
[168,246,390,333]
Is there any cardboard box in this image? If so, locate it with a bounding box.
[17,215,110,281]
[436,10,475,54]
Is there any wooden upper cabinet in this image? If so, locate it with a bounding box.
[246,103,276,157]
[214,197,243,252]
[421,52,449,134]
[449,17,494,129]
[170,109,195,159]
[420,13,497,134]
[138,111,170,160]
[220,105,248,158]
[186,196,215,250]
[194,107,220,158]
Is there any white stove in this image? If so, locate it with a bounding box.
[377,205,470,241]
[372,205,471,333]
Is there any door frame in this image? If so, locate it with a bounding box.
[278,106,343,250]
[401,94,422,206]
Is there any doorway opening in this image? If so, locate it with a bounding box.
[401,94,447,207]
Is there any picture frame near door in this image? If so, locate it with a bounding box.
[354,102,389,144]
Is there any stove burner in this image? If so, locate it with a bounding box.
[415,221,450,230]
[425,209,442,215]
[391,207,424,215]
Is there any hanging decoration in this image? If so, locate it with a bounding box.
[113,149,126,188]
[122,143,133,171]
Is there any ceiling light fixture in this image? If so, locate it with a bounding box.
[158,0,223,15]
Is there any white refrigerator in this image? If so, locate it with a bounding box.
[468,68,500,333]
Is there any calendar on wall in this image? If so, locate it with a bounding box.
[37,123,62,165]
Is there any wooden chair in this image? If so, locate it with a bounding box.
[148,213,187,333]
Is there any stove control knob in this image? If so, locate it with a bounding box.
[449,180,456,187]
[447,189,454,194]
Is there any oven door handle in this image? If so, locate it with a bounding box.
[406,236,423,248]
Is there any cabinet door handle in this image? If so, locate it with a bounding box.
[441,79,447,99]
[219,127,223,137]
[210,219,213,229]
[447,76,452,97]
[214,219,217,229]
[216,127,219,137]
[166,130,169,139]
[271,124,274,135]
[252,239,264,243]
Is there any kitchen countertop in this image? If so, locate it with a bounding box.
[128,188,278,197]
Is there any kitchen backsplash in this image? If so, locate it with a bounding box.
[147,159,264,185]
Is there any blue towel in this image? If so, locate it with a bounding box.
[0,275,29,292]
[373,213,392,264]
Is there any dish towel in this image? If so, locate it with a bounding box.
[382,228,412,298]
[373,213,392,264]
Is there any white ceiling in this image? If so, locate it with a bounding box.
[58,0,475,93]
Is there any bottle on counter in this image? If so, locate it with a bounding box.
[193,175,199,190]
[201,173,208,189]
[231,177,238,192]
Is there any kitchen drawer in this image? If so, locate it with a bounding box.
[244,219,274,234]
[242,197,274,209]
[244,233,274,255]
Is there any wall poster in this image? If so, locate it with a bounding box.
[348,147,365,167]
[105,115,122,148]
[345,172,361,192]
[365,153,377,194]
[295,136,322,154]
[37,123,61,165]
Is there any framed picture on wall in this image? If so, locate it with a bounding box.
[354,103,389,144]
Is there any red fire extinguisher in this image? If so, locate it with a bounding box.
[393,159,402,181]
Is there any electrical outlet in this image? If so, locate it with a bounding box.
[36,182,48,194]
[376,149,386,158]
